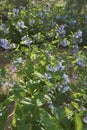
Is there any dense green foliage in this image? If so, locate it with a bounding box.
[0,0,87,130]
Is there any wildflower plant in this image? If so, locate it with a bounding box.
[0,0,87,130]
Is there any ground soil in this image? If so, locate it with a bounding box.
[0,47,12,69]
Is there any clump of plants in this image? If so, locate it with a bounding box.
[0,0,87,130]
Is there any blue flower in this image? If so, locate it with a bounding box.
[51,20,56,27]
[0,23,6,29]
[61,40,68,47]
[62,74,70,84]
[73,30,83,44]
[76,60,85,67]
[0,39,8,49]
[21,35,33,46]
[79,38,83,43]
[69,20,77,25]
[62,84,69,93]
[24,40,33,46]
[17,21,27,29]
[48,103,54,109]
[13,8,19,15]
[44,73,52,80]
[72,75,77,80]
[57,84,69,93]
[55,15,61,19]
[58,25,66,37]
[76,56,85,67]
[73,44,79,53]
[83,115,87,123]
[58,61,65,71]
[74,30,82,39]
[10,43,16,49]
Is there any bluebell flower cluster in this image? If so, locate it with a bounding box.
[73,30,83,43]
[21,35,33,46]
[51,20,56,27]
[76,59,85,67]
[24,40,33,46]
[55,15,61,19]
[10,43,16,49]
[73,44,79,54]
[76,56,86,67]
[69,20,77,25]
[13,8,19,15]
[48,61,65,72]
[17,21,27,29]
[83,115,87,123]
[57,73,70,93]
[0,39,8,49]
[57,25,66,37]
[13,57,23,64]
[0,23,9,34]
[57,84,69,93]
[75,30,82,39]
[0,23,6,29]
[62,74,70,84]
[44,73,52,80]
[61,40,68,47]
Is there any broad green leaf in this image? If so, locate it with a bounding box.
[36,99,43,106]
[52,107,66,121]
[72,92,84,98]
[71,101,79,110]
[0,111,8,130]
[75,113,83,130]
[12,116,16,127]
[83,46,87,49]
[65,107,73,118]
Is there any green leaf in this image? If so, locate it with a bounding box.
[20,41,25,45]
[36,99,43,106]
[40,60,46,66]
[12,116,16,127]
[65,107,73,118]
[0,68,6,78]
[34,72,44,79]
[75,113,83,130]
[0,110,8,130]
[72,92,84,98]
[83,46,87,49]
[52,107,66,121]
[71,101,79,110]
[52,40,59,44]
[17,124,31,130]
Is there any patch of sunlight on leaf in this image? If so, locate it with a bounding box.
[65,107,73,118]
[75,113,83,130]
[74,66,78,71]
[78,51,82,55]
[72,92,84,98]
[71,101,79,110]
[83,46,87,49]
